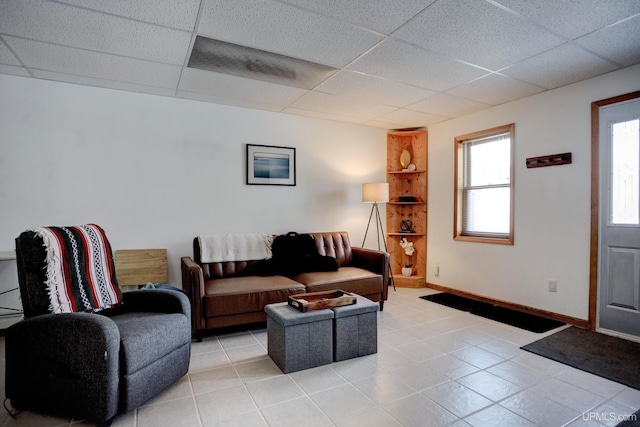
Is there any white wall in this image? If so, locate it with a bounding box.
[427,64,640,320]
[0,75,387,285]
[4,64,639,319]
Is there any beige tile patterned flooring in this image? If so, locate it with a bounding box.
[1,287,638,427]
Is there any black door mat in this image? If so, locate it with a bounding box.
[420,292,565,333]
[522,327,640,391]
[616,409,640,426]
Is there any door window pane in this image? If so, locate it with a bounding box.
[611,118,640,225]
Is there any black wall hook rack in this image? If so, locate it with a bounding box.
[526,152,572,169]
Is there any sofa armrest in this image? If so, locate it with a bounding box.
[6,313,120,422]
[181,256,205,339]
[351,247,390,302]
[122,289,191,321]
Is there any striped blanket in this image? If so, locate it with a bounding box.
[30,224,123,314]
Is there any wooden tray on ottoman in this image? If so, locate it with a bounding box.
[288,290,357,312]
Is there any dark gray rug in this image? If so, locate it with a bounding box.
[616,409,640,427]
[420,292,565,333]
[521,327,640,391]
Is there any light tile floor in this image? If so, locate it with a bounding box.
[1,287,639,427]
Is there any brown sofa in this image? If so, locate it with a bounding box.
[181,231,389,340]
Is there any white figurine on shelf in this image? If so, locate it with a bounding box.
[399,237,415,277]
[399,237,414,258]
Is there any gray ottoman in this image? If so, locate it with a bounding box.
[265,302,334,373]
[332,295,379,361]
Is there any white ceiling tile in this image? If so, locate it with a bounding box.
[494,0,640,39]
[0,0,192,65]
[197,0,383,67]
[314,70,436,107]
[0,40,21,66]
[446,73,544,105]
[179,68,308,107]
[30,70,178,98]
[502,43,619,89]
[576,15,640,67]
[178,91,286,114]
[0,64,30,77]
[282,107,367,125]
[5,37,182,88]
[279,0,435,34]
[375,108,446,128]
[1,0,638,128]
[348,39,488,91]
[408,93,491,118]
[288,91,397,120]
[59,0,201,31]
[363,119,404,129]
[393,0,564,70]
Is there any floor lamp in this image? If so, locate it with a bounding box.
[362,183,395,291]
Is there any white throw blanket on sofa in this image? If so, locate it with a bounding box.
[198,233,273,263]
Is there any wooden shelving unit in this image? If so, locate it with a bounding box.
[115,249,168,291]
[386,130,427,288]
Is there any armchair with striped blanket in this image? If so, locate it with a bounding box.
[5,225,191,424]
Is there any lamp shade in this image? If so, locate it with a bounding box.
[362,182,389,203]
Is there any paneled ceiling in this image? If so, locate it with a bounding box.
[1,0,639,129]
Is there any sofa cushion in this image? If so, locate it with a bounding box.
[204,275,305,317]
[310,232,353,267]
[293,267,382,297]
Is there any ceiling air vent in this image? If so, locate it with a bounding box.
[188,36,338,89]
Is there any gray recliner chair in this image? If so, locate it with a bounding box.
[5,226,191,424]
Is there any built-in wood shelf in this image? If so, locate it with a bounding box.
[387,170,427,174]
[394,275,426,288]
[386,129,427,288]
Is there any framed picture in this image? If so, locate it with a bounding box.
[246,144,296,186]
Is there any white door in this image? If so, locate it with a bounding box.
[598,98,640,337]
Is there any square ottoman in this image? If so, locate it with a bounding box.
[332,295,379,361]
[265,302,334,373]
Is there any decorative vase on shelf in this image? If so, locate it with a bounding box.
[401,266,412,277]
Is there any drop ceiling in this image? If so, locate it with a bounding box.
[1,0,639,129]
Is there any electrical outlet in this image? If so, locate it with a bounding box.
[548,279,557,292]
[434,261,440,277]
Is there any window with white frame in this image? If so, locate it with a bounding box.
[454,124,514,244]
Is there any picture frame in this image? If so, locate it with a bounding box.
[246,144,296,186]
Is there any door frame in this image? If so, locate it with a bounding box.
[589,90,640,330]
